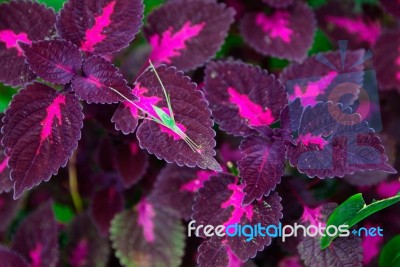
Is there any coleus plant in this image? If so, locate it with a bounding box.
[0,0,399,267]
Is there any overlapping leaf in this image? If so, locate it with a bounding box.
[56,0,144,55]
[0,246,29,267]
[110,198,185,267]
[2,83,83,199]
[373,30,400,91]
[112,102,140,134]
[21,40,82,84]
[239,1,316,62]
[286,100,396,178]
[298,203,363,267]
[0,114,11,194]
[192,174,283,265]
[114,140,149,188]
[316,0,381,48]
[12,201,58,267]
[72,56,133,104]
[0,0,56,86]
[239,132,286,205]
[204,60,287,136]
[144,0,235,71]
[280,49,365,108]
[90,186,124,236]
[135,65,221,171]
[149,164,216,220]
[64,213,110,267]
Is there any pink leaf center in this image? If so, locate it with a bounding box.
[301,205,325,229]
[376,180,400,198]
[362,223,384,264]
[29,243,43,267]
[221,183,254,226]
[81,1,116,52]
[40,95,66,142]
[255,11,293,43]
[180,170,215,193]
[396,47,400,81]
[298,133,328,149]
[149,21,206,64]
[0,29,32,56]
[0,156,9,173]
[137,198,156,243]
[228,87,275,127]
[326,16,381,45]
[290,71,338,107]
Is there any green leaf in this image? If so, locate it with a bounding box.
[321,192,400,249]
[52,202,75,224]
[379,235,400,267]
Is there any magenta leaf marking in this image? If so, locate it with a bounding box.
[149,21,206,64]
[158,107,187,140]
[40,95,66,142]
[137,198,156,243]
[362,223,383,264]
[290,71,338,107]
[131,83,162,118]
[255,11,293,43]
[326,16,380,45]
[29,243,43,267]
[70,239,89,267]
[129,142,139,155]
[396,48,400,81]
[81,1,115,52]
[301,205,324,227]
[0,30,31,56]
[226,245,243,267]
[298,133,328,149]
[376,180,400,198]
[180,170,214,193]
[228,87,275,127]
[221,183,254,227]
[0,156,9,173]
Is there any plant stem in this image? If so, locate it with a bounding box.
[68,151,83,213]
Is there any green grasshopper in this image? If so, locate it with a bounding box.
[109,60,203,154]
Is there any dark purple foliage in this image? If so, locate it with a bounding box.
[0,0,56,86]
[240,1,316,62]
[204,60,287,136]
[12,201,58,267]
[21,40,82,84]
[144,0,235,71]
[90,186,124,236]
[239,132,286,205]
[193,174,283,264]
[380,0,400,18]
[72,56,133,104]
[135,65,221,171]
[0,246,29,267]
[0,193,21,236]
[56,0,144,55]
[2,83,83,199]
[262,0,294,8]
[150,164,216,220]
[65,213,110,267]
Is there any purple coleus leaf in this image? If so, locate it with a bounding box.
[65,213,110,267]
[0,131,12,193]
[0,193,21,236]
[239,131,286,205]
[2,82,83,199]
[239,1,316,62]
[144,0,234,71]
[280,49,365,108]
[56,0,143,55]
[110,198,185,267]
[0,246,29,267]
[373,29,400,91]
[192,174,283,265]
[316,0,381,48]
[298,203,363,267]
[0,0,56,86]
[149,163,216,220]
[262,0,294,8]
[21,40,82,84]
[12,201,58,267]
[204,60,287,136]
[135,65,221,171]
[89,185,124,236]
[286,99,396,178]
[72,56,133,104]
[114,140,149,188]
